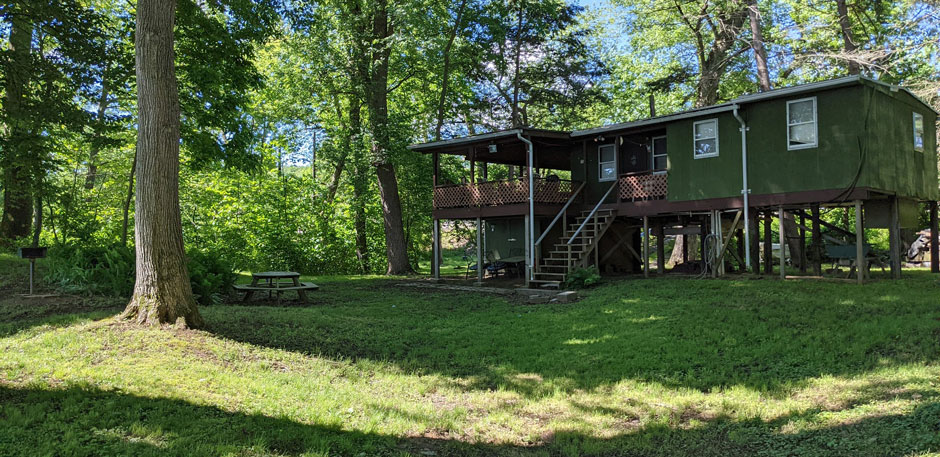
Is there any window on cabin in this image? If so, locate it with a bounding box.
[651,136,667,171]
[598,144,616,181]
[913,112,925,152]
[787,97,817,150]
[693,119,718,158]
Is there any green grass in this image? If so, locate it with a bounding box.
[2,254,940,456]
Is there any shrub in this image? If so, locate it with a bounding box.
[187,250,237,305]
[562,266,601,290]
[44,245,135,297]
[44,245,236,304]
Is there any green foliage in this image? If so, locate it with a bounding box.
[43,245,135,297]
[562,266,601,289]
[43,245,236,303]
[187,250,237,306]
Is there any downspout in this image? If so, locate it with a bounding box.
[732,104,752,271]
[517,131,535,281]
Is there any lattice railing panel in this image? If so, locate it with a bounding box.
[619,173,668,201]
[434,178,579,209]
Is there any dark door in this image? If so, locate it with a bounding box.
[620,136,650,174]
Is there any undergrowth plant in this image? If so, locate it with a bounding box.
[44,245,235,304]
[562,266,601,289]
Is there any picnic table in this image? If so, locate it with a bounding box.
[234,271,319,304]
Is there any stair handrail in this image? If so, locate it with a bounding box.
[534,181,586,247]
[567,181,617,246]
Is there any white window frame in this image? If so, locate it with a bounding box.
[913,112,925,152]
[693,119,719,159]
[598,144,617,182]
[786,97,818,150]
[651,135,667,173]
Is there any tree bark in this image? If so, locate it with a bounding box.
[122,0,203,328]
[434,0,469,140]
[835,0,861,75]
[746,0,771,91]
[1,10,34,242]
[365,0,412,274]
[121,147,138,248]
[675,1,749,107]
[32,193,42,247]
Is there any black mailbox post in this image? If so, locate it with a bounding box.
[18,247,47,295]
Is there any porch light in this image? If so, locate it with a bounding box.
[488,143,498,153]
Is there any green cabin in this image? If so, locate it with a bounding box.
[410,76,939,287]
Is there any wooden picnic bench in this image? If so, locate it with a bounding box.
[824,244,886,278]
[234,271,319,304]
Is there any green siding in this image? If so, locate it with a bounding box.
[568,80,938,204]
[741,85,867,198]
[664,83,938,202]
[859,86,939,200]
[666,112,743,201]
[484,218,525,260]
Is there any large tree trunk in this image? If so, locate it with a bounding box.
[747,0,771,91]
[695,14,748,106]
[122,0,203,328]
[679,1,749,107]
[121,147,138,247]
[0,10,34,242]
[366,0,412,275]
[835,0,860,75]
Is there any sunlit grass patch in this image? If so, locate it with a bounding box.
[2,262,940,455]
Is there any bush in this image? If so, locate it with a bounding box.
[44,245,135,297]
[187,250,237,305]
[562,266,601,289]
[44,245,236,304]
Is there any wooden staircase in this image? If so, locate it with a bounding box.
[531,208,616,289]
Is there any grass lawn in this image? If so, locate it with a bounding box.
[2,254,940,456]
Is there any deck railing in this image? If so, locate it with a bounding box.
[434,178,580,209]
[619,172,668,201]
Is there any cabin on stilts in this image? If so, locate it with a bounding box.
[410,76,939,288]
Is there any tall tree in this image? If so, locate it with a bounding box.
[672,0,750,106]
[835,0,860,75]
[746,0,771,91]
[0,6,34,241]
[122,0,203,328]
[434,0,470,140]
[366,0,412,274]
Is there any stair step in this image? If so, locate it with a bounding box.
[535,272,567,277]
[557,241,593,246]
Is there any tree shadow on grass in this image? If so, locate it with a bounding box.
[0,294,123,338]
[204,272,940,396]
[1,384,938,456]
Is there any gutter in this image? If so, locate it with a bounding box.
[732,104,752,271]
[517,131,535,282]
